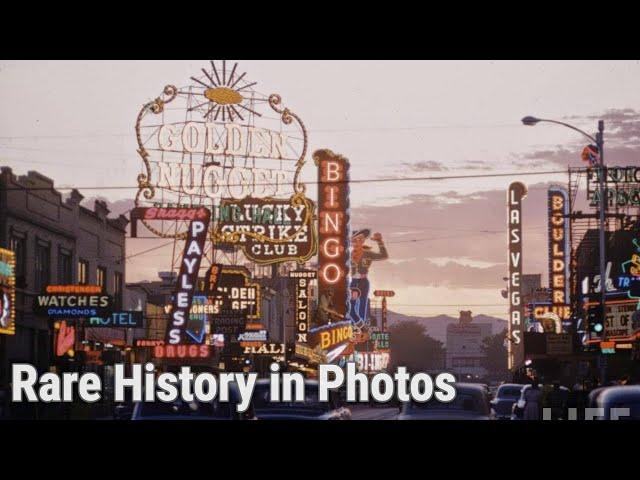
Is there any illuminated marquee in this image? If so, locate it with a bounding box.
[210,267,261,335]
[507,182,527,370]
[314,149,350,323]
[290,270,316,344]
[547,187,571,321]
[0,248,16,336]
[214,196,317,265]
[166,214,211,345]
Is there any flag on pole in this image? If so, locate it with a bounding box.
[581,144,600,166]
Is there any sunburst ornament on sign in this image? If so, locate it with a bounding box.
[188,60,261,121]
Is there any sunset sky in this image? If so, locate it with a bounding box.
[2,60,639,319]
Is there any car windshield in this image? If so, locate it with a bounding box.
[409,392,487,414]
[137,399,232,418]
[253,383,327,411]
[498,387,522,398]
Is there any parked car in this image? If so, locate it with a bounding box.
[490,383,524,420]
[397,383,493,420]
[594,386,640,420]
[587,386,608,408]
[131,384,256,420]
[252,379,351,420]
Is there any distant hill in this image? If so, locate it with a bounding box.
[386,311,507,344]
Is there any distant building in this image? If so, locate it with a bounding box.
[445,312,492,379]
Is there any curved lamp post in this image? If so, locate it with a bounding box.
[521,116,608,377]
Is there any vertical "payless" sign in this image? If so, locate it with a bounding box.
[166,211,211,345]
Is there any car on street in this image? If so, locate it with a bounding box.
[490,383,524,420]
[587,386,608,409]
[252,379,352,420]
[397,383,493,420]
[594,386,640,420]
[131,383,256,420]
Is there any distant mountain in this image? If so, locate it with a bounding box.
[386,311,507,344]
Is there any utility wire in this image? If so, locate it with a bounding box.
[0,169,570,192]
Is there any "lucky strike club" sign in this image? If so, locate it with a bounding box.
[214,197,316,265]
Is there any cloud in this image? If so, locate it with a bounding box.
[370,257,507,289]
[521,108,640,169]
[461,160,493,171]
[351,182,553,290]
[402,160,449,172]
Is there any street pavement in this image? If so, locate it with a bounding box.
[349,406,399,420]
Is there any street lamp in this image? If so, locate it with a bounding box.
[521,116,608,374]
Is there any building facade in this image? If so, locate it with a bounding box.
[0,167,128,408]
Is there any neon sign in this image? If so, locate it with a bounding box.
[507,182,527,370]
[290,270,316,344]
[0,248,16,336]
[133,61,309,240]
[136,339,164,347]
[310,321,354,351]
[55,321,75,357]
[354,351,390,373]
[154,344,211,359]
[547,187,571,320]
[88,311,144,328]
[34,288,112,319]
[166,214,211,345]
[314,149,350,324]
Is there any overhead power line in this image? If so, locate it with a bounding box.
[0,169,569,192]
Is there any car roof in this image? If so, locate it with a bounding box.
[498,383,524,389]
[598,386,640,403]
[454,383,489,394]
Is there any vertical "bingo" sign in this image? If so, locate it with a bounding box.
[314,149,351,324]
